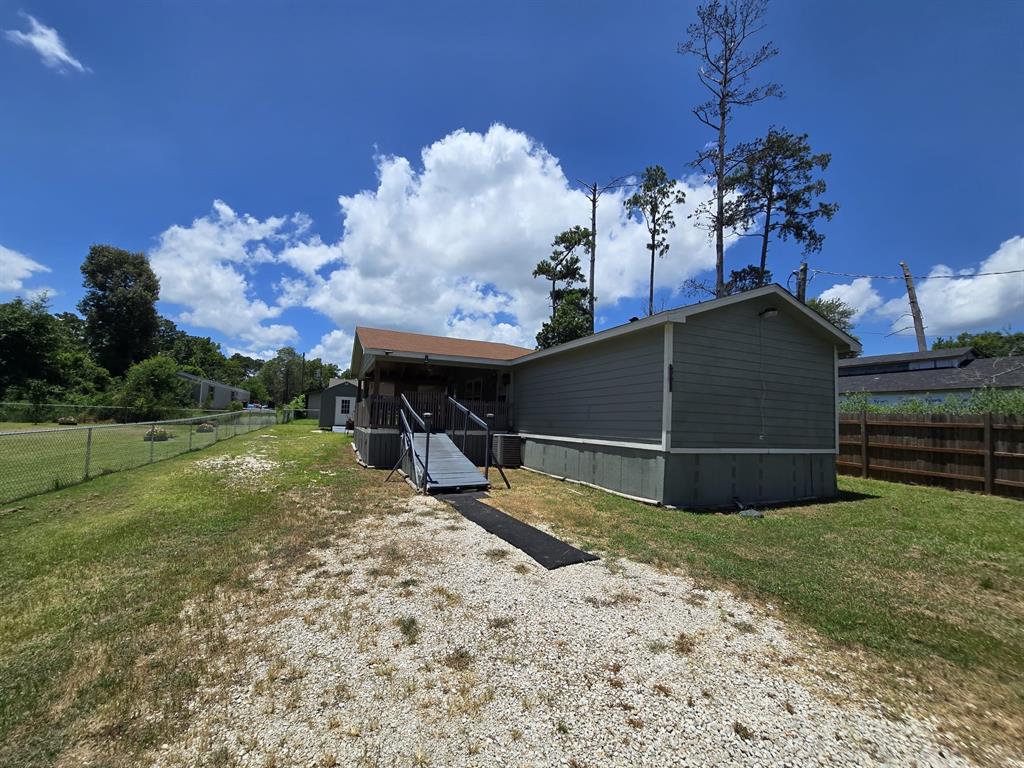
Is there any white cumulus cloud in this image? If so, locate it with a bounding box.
[0,244,50,293]
[150,124,724,365]
[150,201,313,351]
[815,277,882,321]
[304,123,718,362]
[4,13,88,73]
[309,330,356,369]
[878,236,1024,336]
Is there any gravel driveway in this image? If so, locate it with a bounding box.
[151,494,977,767]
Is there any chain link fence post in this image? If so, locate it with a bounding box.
[188,420,193,451]
[148,424,155,463]
[83,427,93,480]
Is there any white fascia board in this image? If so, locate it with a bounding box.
[510,284,860,368]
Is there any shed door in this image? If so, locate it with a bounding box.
[335,396,354,425]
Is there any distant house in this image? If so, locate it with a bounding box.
[838,347,1024,405]
[348,285,861,507]
[317,379,360,430]
[176,372,249,410]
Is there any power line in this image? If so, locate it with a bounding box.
[809,267,1024,280]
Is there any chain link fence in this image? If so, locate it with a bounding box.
[0,401,229,425]
[0,409,284,504]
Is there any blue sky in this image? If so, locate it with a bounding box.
[1,0,1022,366]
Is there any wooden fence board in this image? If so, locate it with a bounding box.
[838,412,1023,499]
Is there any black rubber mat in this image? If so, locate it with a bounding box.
[437,493,599,570]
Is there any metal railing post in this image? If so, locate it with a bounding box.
[84,427,93,480]
[422,412,432,492]
[484,413,492,479]
[462,407,469,453]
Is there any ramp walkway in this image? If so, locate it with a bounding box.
[411,432,489,493]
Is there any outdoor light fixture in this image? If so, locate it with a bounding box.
[758,307,778,319]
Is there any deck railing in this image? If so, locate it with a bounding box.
[355,393,512,432]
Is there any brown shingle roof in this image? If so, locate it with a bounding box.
[355,326,533,361]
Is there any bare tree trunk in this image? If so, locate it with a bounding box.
[714,81,728,297]
[649,232,656,316]
[758,198,772,286]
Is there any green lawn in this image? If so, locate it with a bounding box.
[490,472,1024,758]
[0,420,396,767]
[0,413,274,504]
[2,422,1021,764]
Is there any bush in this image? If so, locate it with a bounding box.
[143,427,170,442]
[839,387,1024,416]
[228,400,244,412]
[56,415,78,426]
[196,422,216,434]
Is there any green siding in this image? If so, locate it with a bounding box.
[515,325,664,444]
[671,298,837,450]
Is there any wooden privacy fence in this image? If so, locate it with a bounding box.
[837,413,1024,499]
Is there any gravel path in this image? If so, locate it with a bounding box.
[151,494,979,767]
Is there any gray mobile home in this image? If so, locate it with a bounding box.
[349,285,860,507]
[176,372,249,410]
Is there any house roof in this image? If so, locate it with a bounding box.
[355,326,533,362]
[839,356,1024,394]
[514,284,862,364]
[837,346,976,369]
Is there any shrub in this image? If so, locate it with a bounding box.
[56,415,78,426]
[143,428,171,442]
[228,400,244,412]
[196,422,216,433]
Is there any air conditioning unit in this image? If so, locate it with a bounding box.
[491,433,521,468]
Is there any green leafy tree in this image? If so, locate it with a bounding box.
[79,245,161,376]
[533,226,592,322]
[806,296,857,335]
[535,290,592,349]
[728,128,838,286]
[0,296,64,398]
[933,330,1024,357]
[683,264,772,298]
[113,355,192,421]
[679,0,782,296]
[623,166,686,316]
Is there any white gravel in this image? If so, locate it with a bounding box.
[151,494,981,768]
[193,452,280,489]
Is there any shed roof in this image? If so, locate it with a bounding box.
[355,326,533,361]
[838,356,1024,394]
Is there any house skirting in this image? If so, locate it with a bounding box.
[354,427,400,468]
[521,436,836,508]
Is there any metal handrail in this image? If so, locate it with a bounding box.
[400,393,431,492]
[446,396,509,488]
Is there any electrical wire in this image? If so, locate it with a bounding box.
[809,267,1024,280]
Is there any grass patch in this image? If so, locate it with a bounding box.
[488,470,1024,759]
[396,616,421,645]
[0,421,406,767]
[442,647,473,671]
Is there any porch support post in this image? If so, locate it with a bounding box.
[373,363,381,396]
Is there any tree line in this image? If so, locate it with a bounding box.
[0,244,341,421]
[533,0,843,349]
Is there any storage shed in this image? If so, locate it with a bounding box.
[318,379,360,430]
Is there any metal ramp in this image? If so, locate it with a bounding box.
[386,394,510,495]
[411,433,489,493]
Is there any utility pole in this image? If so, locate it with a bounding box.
[899,260,928,352]
[576,175,637,333]
[586,182,598,332]
[796,262,808,303]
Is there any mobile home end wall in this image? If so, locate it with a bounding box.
[516,297,840,507]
